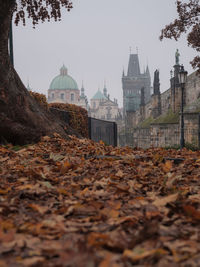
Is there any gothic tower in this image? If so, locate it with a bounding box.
[122,53,151,118]
[151,69,162,118]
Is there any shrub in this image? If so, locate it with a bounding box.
[49,103,88,138]
[29,91,48,110]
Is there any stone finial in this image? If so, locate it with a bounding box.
[153,69,160,95]
[175,49,180,65]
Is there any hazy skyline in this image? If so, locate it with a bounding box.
[13,0,197,107]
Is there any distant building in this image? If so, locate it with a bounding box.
[89,85,121,121]
[122,53,151,116]
[48,65,88,110]
[47,65,121,121]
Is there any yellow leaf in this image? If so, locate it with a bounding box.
[0,188,11,195]
[57,188,69,196]
[60,160,72,174]
[162,160,173,173]
[80,187,89,196]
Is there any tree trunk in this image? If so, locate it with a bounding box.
[0,0,68,145]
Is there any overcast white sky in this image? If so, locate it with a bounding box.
[13,0,197,107]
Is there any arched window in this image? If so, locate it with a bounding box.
[61,93,64,100]
[51,93,54,99]
[71,94,74,101]
[93,102,96,108]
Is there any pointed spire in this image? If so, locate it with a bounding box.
[146,65,150,76]
[27,78,31,91]
[122,67,125,77]
[153,69,160,95]
[103,79,107,97]
[104,79,106,89]
[127,54,140,77]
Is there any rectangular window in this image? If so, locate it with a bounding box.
[71,94,74,101]
[61,93,64,100]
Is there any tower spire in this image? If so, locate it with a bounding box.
[81,80,85,98]
[103,79,107,97]
[127,53,140,77]
[146,65,150,76]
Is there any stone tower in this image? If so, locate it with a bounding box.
[151,69,162,118]
[122,53,151,117]
[170,49,183,113]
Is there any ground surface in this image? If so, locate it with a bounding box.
[0,134,200,266]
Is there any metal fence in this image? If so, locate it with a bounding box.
[88,117,117,146]
[50,108,118,146]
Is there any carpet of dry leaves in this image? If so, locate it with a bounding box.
[1,134,200,267]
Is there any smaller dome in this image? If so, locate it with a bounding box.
[60,65,68,76]
[92,90,107,100]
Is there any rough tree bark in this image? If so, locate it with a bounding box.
[0,0,68,145]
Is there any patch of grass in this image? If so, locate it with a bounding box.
[153,110,179,124]
[138,117,154,128]
[3,144,31,151]
[138,110,179,128]
[164,142,199,151]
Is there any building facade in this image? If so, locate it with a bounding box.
[48,65,88,110]
[89,86,121,121]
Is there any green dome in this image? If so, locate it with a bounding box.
[49,65,78,90]
[92,90,107,100]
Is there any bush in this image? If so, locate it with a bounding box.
[29,91,48,110]
[49,103,88,138]
[164,142,199,151]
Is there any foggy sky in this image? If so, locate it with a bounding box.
[13,0,197,107]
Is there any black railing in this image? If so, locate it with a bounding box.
[88,117,117,146]
[50,108,117,146]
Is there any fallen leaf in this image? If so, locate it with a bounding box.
[153,193,178,207]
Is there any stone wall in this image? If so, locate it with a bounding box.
[131,124,179,149]
[119,70,200,148]
[185,72,200,105]
[120,112,200,149]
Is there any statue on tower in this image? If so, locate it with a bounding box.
[153,69,160,95]
[175,49,180,65]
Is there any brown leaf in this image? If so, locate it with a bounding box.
[183,205,200,221]
[28,204,49,215]
[162,160,173,172]
[123,248,168,261]
[152,193,178,208]
[18,256,45,266]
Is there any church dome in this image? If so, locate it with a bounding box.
[92,89,107,100]
[49,65,79,90]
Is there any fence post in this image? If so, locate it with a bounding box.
[114,122,117,147]
[198,113,200,149]
[88,117,92,139]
